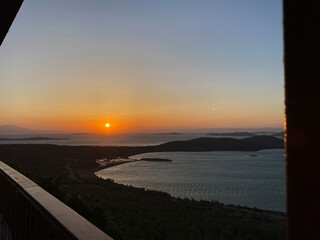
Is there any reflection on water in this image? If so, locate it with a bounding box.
[96,149,286,212]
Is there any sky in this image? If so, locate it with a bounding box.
[0,0,283,133]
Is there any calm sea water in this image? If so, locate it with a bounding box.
[96,150,286,212]
[0,133,213,146]
[0,132,257,146]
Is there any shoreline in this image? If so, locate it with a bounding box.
[0,144,286,239]
[95,157,173,172]
[95,157,139,171]
[93,155,285,214]
[94,160,286,215]
[0,142,285,214]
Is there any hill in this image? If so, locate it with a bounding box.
[0,124,37,135]
[0,124,65,135]
[155,135,284,152]
[0,137,69,141]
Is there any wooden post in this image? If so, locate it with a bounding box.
[284,1,320,239]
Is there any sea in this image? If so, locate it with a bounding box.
[96,150,285,212]
[0,133,230,146]
[0,132,286,212]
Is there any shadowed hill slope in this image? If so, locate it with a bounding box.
[156,135,284,152]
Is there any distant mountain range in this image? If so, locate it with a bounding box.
[0,137,69,141]
[0,125,65,135]
[0,125,38,135]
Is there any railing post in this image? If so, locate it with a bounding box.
[284,0,320,239]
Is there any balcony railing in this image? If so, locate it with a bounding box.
[0,161,113,240]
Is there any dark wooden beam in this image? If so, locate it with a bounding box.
[284,0,320,239]
[0,0,24,46]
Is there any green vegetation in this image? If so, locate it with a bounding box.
[0,144,286,239]
[37,177,286,240]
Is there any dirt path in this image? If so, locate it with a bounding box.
[64,158,82,182]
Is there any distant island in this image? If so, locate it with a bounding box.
[206,132,256,137]
[0,137,69,141]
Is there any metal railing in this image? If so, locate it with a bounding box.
[0,161,113,240]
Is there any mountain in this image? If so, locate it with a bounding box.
[0,137,69,141]
[206,132,256,137]
[0,125,39,135]
[154,135,284,152]
[0,125,65,135]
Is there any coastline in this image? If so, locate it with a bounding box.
[95,157,139,171]
[94,151,286,213]
[0,143,286,239]
[95,157,172,172]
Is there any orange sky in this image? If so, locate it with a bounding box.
[0,1,284,134]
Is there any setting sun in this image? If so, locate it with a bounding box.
[105,123,110,128]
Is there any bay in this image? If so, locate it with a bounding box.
[96,149,286,212]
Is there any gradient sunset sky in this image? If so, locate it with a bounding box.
[0,0,283,133]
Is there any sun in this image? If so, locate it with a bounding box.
[105,123,110,128]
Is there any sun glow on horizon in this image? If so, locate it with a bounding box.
[0,1,284,133]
